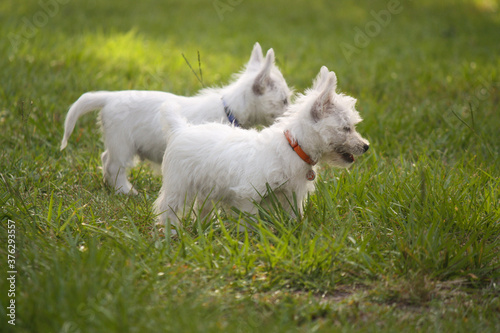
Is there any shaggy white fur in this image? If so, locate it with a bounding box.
[154,66,369,230]
[60,43,291,194]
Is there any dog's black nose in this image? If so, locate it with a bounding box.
[363,144,369,152]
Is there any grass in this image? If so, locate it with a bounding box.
[1,0,499,331]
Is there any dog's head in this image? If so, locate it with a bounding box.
[307,67,370,168]
[240,43,292,127]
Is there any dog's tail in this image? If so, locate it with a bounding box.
[60,92,110,150]
[160,104,189,143]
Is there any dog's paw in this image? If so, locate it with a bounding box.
[114,186,138,195]
[155,221,178,237]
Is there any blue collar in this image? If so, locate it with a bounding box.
[222,98,240,127]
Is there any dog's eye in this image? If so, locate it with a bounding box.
[343,127,351,132]
[283,98,288,105]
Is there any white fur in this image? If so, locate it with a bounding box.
[155,67,370,230]
[60,43,291,194]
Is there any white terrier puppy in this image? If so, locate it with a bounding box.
[60,43,291,194]
[155,66,370,230]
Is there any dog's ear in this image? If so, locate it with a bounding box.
[311,72,337,121]
[325,71,338,92]
[252,48,275,95]
[247,42,264,71]
[312,66,330,91]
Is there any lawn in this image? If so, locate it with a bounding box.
[1,0,499,332]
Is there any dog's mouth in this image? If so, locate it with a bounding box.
[340,152,355,163]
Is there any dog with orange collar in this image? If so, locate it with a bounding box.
[155,66,369,232]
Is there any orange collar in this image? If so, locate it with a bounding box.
[284,130,316,166]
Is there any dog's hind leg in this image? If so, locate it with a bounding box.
[101,150,137,195]
[154,189,184,236]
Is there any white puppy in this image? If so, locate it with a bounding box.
[60,43,291,194]
[155,67,370,230]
